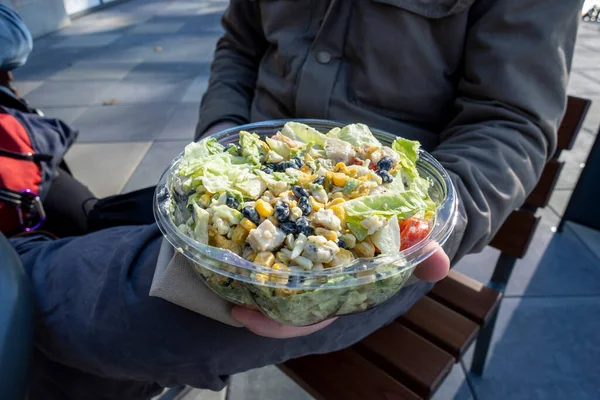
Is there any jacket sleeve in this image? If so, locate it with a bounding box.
[432,0,582,262]
[195,0,268,140]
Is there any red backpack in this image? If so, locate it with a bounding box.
[0,91,78,234]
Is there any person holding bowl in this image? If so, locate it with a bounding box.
[10,0,582,399]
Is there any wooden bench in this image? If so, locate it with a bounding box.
[279,95,591,399]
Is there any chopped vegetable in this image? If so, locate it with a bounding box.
[169,121,437,326]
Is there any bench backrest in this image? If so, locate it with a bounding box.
[489,96,591,258]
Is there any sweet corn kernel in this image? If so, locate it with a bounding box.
[309,196,324,211]
[276,251,291,264]
[354,241,376,258]
[271,262,288,271]
[270,262,289,283]
[331,192,344,200]
[315,228,338,242]
[325,230,338,242]
[334,162,349,174]
[256,199,274,218]
[336,248,355,264]
[329,248,355,267]
[329,205,346,223]
[246,253,257,262]
[298,174,315,185]
[288,200,298,209]
[332,172,348,187]
[254,251,275,267]
[300,164,312,174]
[327,198,346,207]
[255,273,268,283]
[214,235,241,255]
[231,225,249,244]
[346,168,358,178]
[424,210,435,221]
[199,193,212,207]
[341,233,356,249]
[240,218,257,231]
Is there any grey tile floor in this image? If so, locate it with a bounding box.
[13,1,600,399]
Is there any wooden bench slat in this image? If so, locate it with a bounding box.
[525,159,564,208]
[399,296,480,359]
[280,348,421,400]
[428,270,502,326]
[355,323,454,398]
[489,209,540,258]
[556,96,591,152]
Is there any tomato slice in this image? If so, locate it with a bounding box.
[399,217,430,250]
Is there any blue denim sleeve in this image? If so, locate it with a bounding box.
[14,224,431,399]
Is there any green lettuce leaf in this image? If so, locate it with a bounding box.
[179,138,225,176]
[343,192,428,220]
[192,203,210,244]
[273,171,299,185]
[256,169,290,195]
[347,216,369,242]
[391,138,419,164]
[211,205,243,225]
[281,122,327,146]
[385,170,405,192]
[391,138,421,180]
[371,215,400,255]
[327,123,381,148]
[266,137,291,159]
[409,176,436,212]
[239,131,266,165]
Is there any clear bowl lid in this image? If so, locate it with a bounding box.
[154,119,458,289]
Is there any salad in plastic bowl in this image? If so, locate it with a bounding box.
[154,120,457,326]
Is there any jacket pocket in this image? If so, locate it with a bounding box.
[344,0,474,126]
[372,0,476,19]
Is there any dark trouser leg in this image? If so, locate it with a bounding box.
[42,168,96,237]
[87,186,156,231]
[13,224,432,400]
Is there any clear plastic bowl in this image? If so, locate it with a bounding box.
[154,119,457,326]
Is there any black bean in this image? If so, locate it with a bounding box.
[296,216,314,236]
[280,220,297,234]
[313,176,325,185]
[292,156,303,168]
[377,156,393,171]
[274,201,290,222]
[223,277,233,287]
[278,161,299,171]
[376,170,393,184]
[262,167,273,174]
[292,185,310,198]
[226,195,240,210]
[337,238,347,249]
[271,163,283,172]
[242,206,260,225]
[298,196,312,215]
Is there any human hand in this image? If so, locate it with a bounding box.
[232,249,450,338]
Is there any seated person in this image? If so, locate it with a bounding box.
[6,1,582,399]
